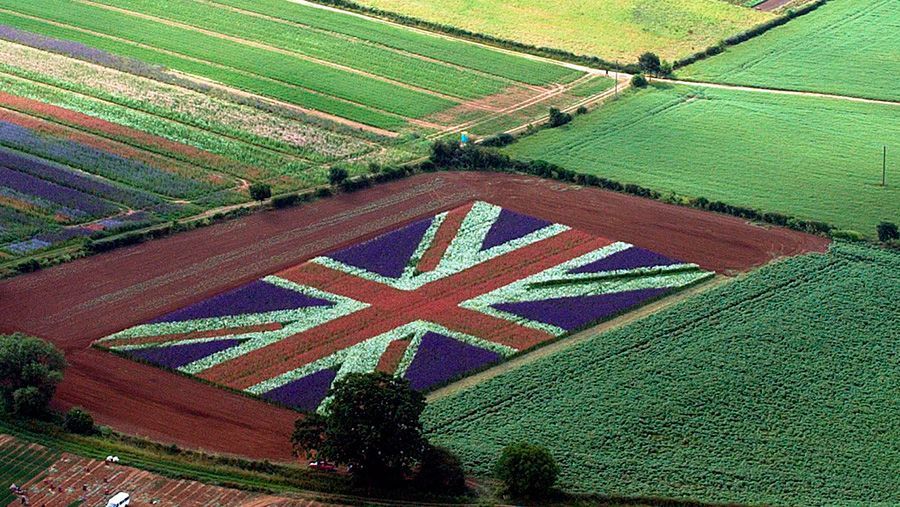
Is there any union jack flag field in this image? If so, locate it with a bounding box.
[95,201,712,411]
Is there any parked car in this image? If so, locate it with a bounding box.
[308,460,337,472]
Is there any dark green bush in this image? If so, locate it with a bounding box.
[272,193,300,209]
[415,444,467,495]
[480,133,515,147]
[877,221,899,242]
[547,107,573,128]
[494,443,559,499]
[631,74,648,88]
[249,182,272,201]
[64,407,95,434]
[328,166,349,186]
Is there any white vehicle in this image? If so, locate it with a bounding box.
[106,492,130,507]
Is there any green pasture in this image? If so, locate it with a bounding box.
[507,84,899,235]
[351,0,770,62]
[680,0,900,102]
[425,242,900,505]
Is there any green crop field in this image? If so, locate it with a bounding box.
[353,0,770,62]
[506,84,900,236]
[680,0,900,102]
[0,438,59,505]
[0,0,586,131]
[425,242,900,506]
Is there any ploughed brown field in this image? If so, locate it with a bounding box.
[0,172,829,461]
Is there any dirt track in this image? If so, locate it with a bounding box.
[0,172,828,461]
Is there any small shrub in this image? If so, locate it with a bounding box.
[416,444,467,495]
[248,182,272,201]
[877,221,899,242]
[328,166,349,186]
[480,133,515,148]
[272,193,300,209]
[576,105,589,115]
[831,230,865,242]
[631,74,648,88]
[16,258,41,274]
[494,443,559,499]
[64,407,95,434]
[547,107,572,128]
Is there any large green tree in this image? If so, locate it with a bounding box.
[292,372,426,485]
[0,333,65,417]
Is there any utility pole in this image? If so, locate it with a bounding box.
[614,60,619,96]
[883,145,887,186]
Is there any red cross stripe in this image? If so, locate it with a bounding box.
[199,228,612,390]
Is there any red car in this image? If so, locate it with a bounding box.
[307,460,337,472]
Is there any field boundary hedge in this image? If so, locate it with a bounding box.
[305,0,640,73]
[306,0,823,73]
[11,134,889,279]
[673,0,828,69]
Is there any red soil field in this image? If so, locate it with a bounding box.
[0,172,828,461]
[1,434,340,506]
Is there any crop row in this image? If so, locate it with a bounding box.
[0,11,406,131]
[0,72,300,181]
[0,120,215,199]
[0,0,455,119]
[424,242,900,505]
[0,39,373,162]
[0,164,118,220]
[92,0,511,100]
[210,0,581,86]
[0,146,161,209]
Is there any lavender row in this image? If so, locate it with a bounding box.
[0,145,161,209]
[0,165,117,217]
[0,121,213,199]
[0,24,165,79]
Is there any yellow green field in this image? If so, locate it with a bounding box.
[353,0,771,62]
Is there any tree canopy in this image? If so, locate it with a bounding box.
[292,372,426,485]
[494,442,559,499]
[0,333,65,417]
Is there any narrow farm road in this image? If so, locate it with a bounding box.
[658,78,900,107]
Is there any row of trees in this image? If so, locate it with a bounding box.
[291,372,559,499]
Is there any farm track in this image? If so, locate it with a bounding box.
[0,172,828,461]
[659,78,900,107]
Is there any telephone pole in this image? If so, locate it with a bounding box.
[883,145,887,186]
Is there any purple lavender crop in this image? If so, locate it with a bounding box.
[0,143,160,209]
[261,368,337,412]
[480,208,551,250]
[150,280,334,324]
[127,338,244,369]
[0,121,211,199]
[0,24,166,77]
[0,165,116,217]
[404,332,502,391]
[569,246,680,274]
[492,288,671,331]
[329,217,434,278]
